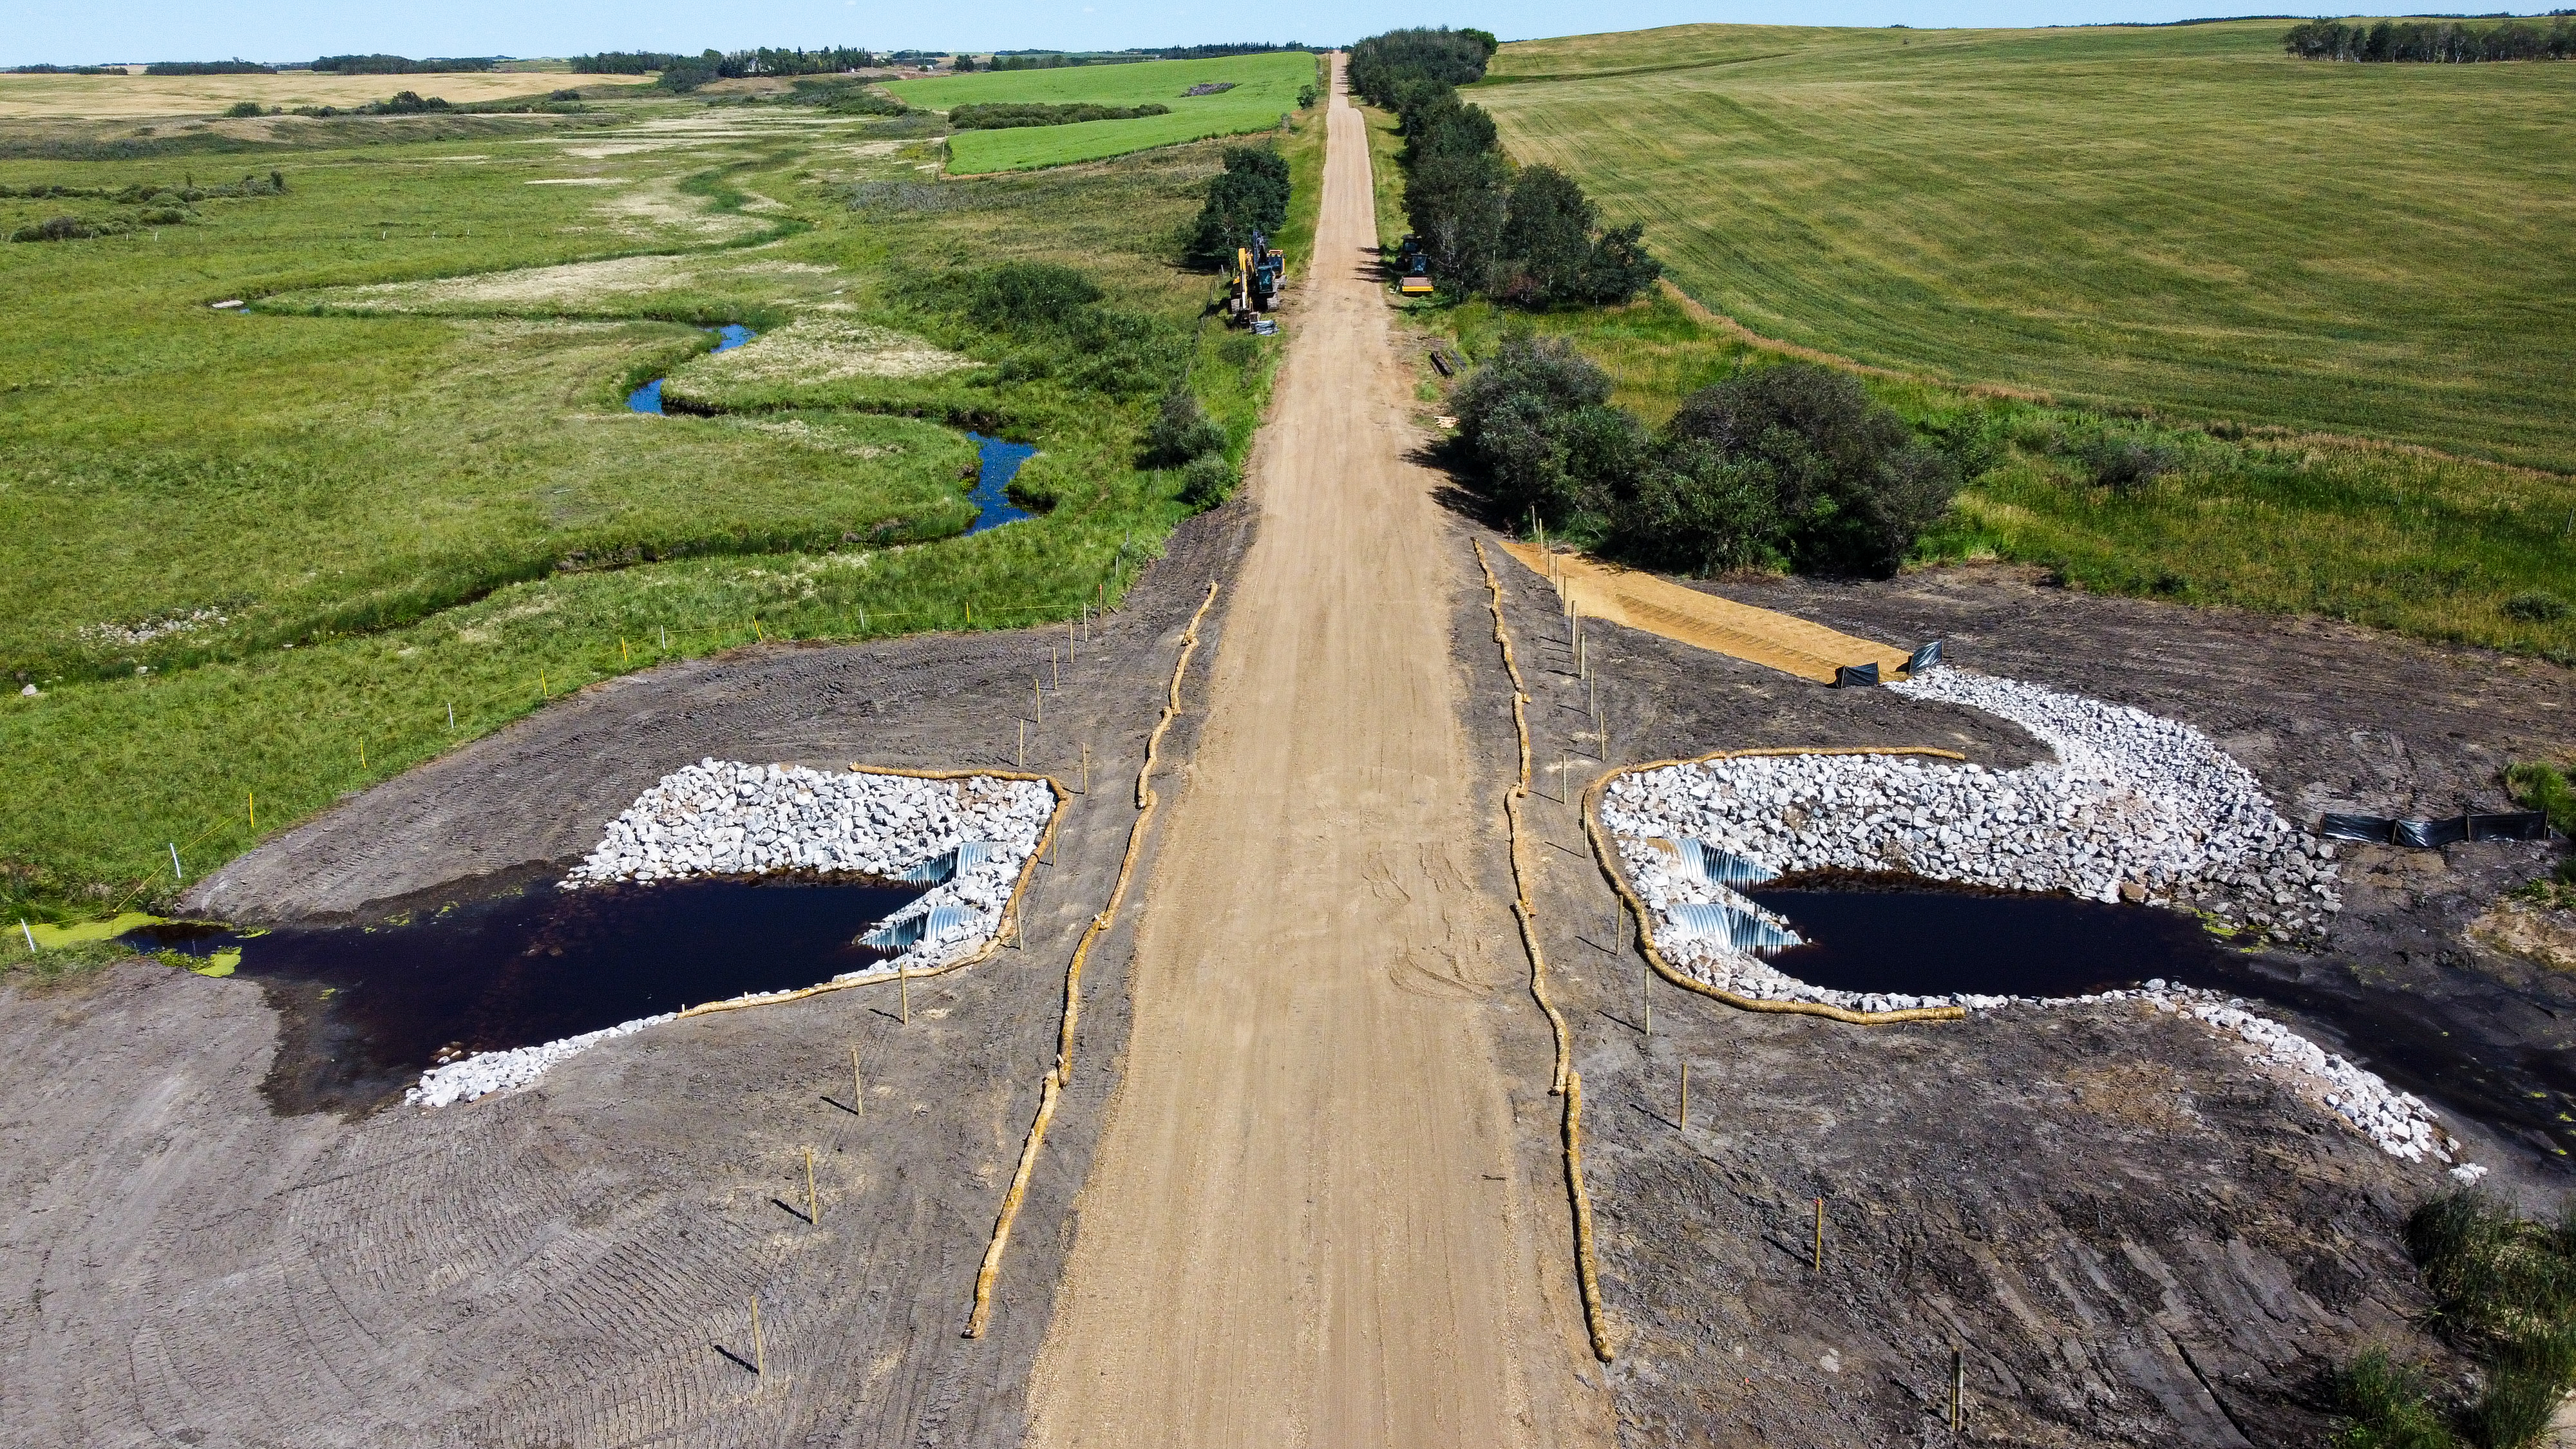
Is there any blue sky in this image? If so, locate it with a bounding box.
[3,1,2475,67]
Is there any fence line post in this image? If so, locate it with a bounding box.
[170,843,183,880]
[851,1043,862,1113]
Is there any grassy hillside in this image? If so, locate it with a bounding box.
[1475,21,2576,471]
[1361,78,2573,664]
[0,95,1322,927]
[888,52,1317,173]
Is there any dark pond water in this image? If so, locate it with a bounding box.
[1750,886,2576,1166]
[965,431,1035,535]
[138,875,922,1115]
[627,323,754,414]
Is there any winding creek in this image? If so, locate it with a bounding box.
[625,325,1035,535]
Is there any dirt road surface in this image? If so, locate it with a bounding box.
[1023,60,1613,1449]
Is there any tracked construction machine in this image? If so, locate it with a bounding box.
[1227,231,1285,321]
[1394,234,1434,296]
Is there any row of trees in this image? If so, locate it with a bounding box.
[1347,26,1498,104]
[1352,28,1660,308]
[2284,16,2575,61]
[1186,145,1290,262]
[142,59,271,75]
[572,46,885,83]
[311,54,499,73]
[948,100,1169,129]
[1454,341,1960,578]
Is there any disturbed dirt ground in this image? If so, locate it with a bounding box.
[1464,549,2576,1446]
[0,503,1254,1448]
[10,68,2576,1449]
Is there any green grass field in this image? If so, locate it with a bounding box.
[887,52,1319,173]
[1475,21,2576,473]
[1362,69,2575,663]
[0,91,1323,934]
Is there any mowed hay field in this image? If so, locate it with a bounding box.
[1475,21,2576,471]
[0,70,654,118]
[887,51,1317,173]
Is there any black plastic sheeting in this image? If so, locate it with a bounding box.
[2319,811,2553,848]
[1908,639,1944,674]
[1834,661,1880,688]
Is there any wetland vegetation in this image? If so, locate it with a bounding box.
[0,80,1322,940]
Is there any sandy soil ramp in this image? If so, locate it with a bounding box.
[1500,539,1915,683]
[1023,59,1611,1449]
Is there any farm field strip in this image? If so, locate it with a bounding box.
[1474,21,2576,472]
[887,52,1318,173]
[0,70,657,118]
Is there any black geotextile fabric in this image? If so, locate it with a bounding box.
[2320,811,2552,847]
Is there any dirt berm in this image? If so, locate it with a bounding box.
[1466,547,2576,1446]
[0,506,1254,1448]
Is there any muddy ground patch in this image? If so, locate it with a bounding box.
[1459,545,2569,1446]
[0,504,1252,1448]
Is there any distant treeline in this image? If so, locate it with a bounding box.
[947,100,1170,129]
[2284,15,2575,59]
[979,43,1308,70]
[311,54,501,73]
[1347,26,1499,100]
[573,46,883,80]
[6,63,120,74]
[143,59,273,75]
[1352,26,1660,309]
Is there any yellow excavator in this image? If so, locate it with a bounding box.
[1228,231,1286,319]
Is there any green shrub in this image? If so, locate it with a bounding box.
[1651,363,1959,577]
[1145,389,1226,465]
[222,100,265,118]
[1186,145,1290,262]
[10,214,100,242]
[2081,434,2180,491]
[2337,1191,2576,1449]
[2504,592,2571,623]
[2506,762,2576,836]
[2331,1349,2458,1449]
[1451,335,1632,526]
[948,100,1166,129]
[967,261,1103,328]
[1180,451,1238,507]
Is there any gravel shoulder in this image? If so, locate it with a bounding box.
[1459,549,2571,1446]
[0,504,1253,1448]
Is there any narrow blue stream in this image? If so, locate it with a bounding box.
[965,432,1035,535]
[626,327,1035,535]
[627,323,753,413]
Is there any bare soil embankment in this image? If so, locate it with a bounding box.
[1464,552,2575,1446]
[0,506,1250,1448]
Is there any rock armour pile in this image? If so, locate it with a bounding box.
[406,761,1054,1108]
[1600,667,2474,1170]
